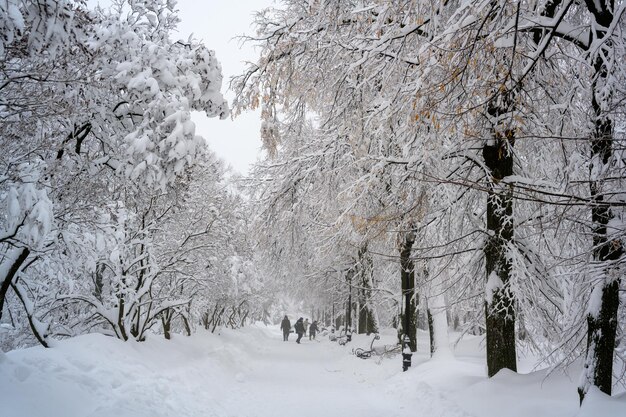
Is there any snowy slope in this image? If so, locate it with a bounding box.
[1,326,624,417]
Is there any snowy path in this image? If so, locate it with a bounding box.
[224,328,413,417]
[4,324,614,417]
[188,326,472,417]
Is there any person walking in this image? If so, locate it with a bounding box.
[294,317,305,344]
[303,318,310,337]
[280,315,291,341]
[309,320,318,340]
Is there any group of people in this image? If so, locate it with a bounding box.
[280,315,319,343]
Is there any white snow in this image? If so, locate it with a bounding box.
[577,386,626,417]
[485,271,504,306]
[0,325,622,417]
[587,282,604,318]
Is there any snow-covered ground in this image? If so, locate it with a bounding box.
[1,325,624,417]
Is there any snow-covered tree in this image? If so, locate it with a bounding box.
[0,0,248,348]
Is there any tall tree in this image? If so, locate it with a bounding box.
[578,0,625,402]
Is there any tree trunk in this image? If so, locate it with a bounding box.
[228,307,237,329]
[400,231,417,352]
[427,307,435,357]
[579,1,622,402]
[357,245,378,334]
[211,306,225,333]
[11,280,49,348]
[93,263,105,302]
[206,303,220,330]
[130,308,140,339]
[346,268,353,331]
[240,310,249,327]
[0,247,30,321]
[116,297,128,341]
[202,311,210,330]
[161,308,173,340]
[483,104,517,377]
[182,314,192,336]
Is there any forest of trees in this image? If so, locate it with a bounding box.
[1,0,625,409]
[233,0,626,405]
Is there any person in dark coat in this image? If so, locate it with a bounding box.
[294,317,305,344]
[280,315,291,341]
[309,320,318,340]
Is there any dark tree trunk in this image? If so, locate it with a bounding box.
[182,314,192,336]
[0,248,30,321]
[117,297,128,341]
[579,1,622,402]
[228,307,237,329]
[400,231,417,352]
[240,310,249,327]
[357,245,378,334]
[206,303,220,330]
[358,302,366,334]
[427,308,435,357]
[130,308,140,339]
[483,99,517,377]
[211,306,225,333]
[161,308,173,340]
[11,280,49,348]
[93,263,105,302]
[358,304,377,334]
[346,293,352,331]
[202,312,210,330]
[580,280,620,402]
[346,268,353,331]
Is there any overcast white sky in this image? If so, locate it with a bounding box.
[175,0,275,175]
